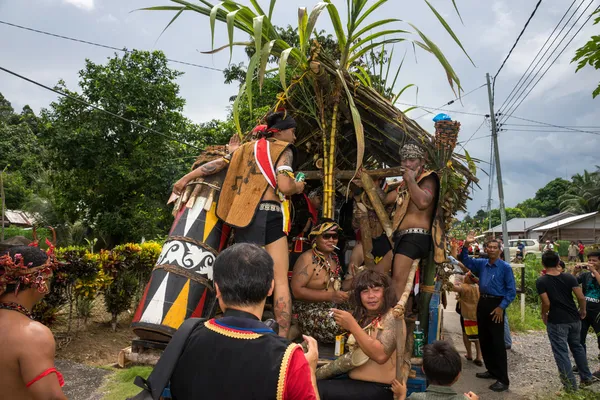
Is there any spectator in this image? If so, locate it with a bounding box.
[543,240,555,253]
[169,243,320,399]
[516,241,525,260]
[391,341,479,400]
[0,246,66,400]
[460,234,516,392]
[578,241,586,263]
[577,251,600,361]
[536,251,597,391]
[452,272,483,367]
[568,241,579,262]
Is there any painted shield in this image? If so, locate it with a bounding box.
[132,172,229,342]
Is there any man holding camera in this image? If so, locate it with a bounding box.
[577,251,600,359]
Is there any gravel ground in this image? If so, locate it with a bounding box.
[55,359,110,400]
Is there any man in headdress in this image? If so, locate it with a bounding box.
[384,143,439,297]
[217,111,306,338]
[0,245,66,399]
[291,220,351,343]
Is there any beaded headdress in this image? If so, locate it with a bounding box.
[0,241,58,296]
[399,143,425,160]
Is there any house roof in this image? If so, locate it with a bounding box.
[3,210,34,226]
[485,218,548,234]
[525,212,575,231]
[532,211,599,231]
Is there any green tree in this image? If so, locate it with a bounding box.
[515,198,543,217]
[40,50,204,246]
[532,178,572,216]
[559,168,600,214]
[572,9,600,98]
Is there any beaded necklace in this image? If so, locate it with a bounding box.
[312,248,342,291]
[0,302,33,319]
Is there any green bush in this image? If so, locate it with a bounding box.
[556,240,570,257]
[506,302,546,332]
[1,226,52,247]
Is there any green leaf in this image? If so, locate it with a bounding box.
[348,39,404,64]
[390,50,407,91]
[325,1,347,55]
[464,150,477,175]
[352,18,401,41]
[248,0,266,16]
[253,15,264,57]
[410,24,461,93]
[210,2,226,50]
[349,29,408,53]
[245,52,260,115]
[307,3,329,41]
[423,0,474,66]
[355,65,372,86]
[392,83,415,105]
[268,0,276,19]
[298,7,308,54]
[337,69,365,179]
[354,0,388,30]
[450,0,464,24]
[154,7,186,43]
[199,41,253,54]
[233,82,246,136]
[259,40,276,92]
[279,48,293,89]
[226,9,241,63]
[403,106,418,113]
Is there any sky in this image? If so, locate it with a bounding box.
[1,0,599,215]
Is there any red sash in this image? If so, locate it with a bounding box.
[255,138,277,189]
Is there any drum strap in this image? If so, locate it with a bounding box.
[128,318,205,400]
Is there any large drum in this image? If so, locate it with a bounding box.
[132,171,229,342]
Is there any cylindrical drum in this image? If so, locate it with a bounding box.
[132,172,229,342]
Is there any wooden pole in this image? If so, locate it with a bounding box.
[360,171,394,240]
[394,259,419,389]
[356,201,375,269]
[418,251,436,337]
[302,166,404,181]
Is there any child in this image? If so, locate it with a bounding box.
[453,272,482,367]
[391,341,479,399]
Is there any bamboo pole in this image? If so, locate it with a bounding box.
[394,259,419,394]
[324,90,341,219]
[360,171,394,240]
[400,320,415,382]
[301,166,405,181]
[356,201,375,269]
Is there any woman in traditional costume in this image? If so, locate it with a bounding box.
[0,245,66,399]
[291,220,351,343]
[318,269,399,400]
[217,111,305,338]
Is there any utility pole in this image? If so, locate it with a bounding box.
[486,73,510,261]
[0,168,5,241]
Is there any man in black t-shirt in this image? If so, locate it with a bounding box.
[536,251,596,391]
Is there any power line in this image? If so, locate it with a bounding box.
[494,0,544,81]
[497,0,581,113]
[0,65,202,151]
[506,114,600,136]
[398,101,489,118]
[0,20,224,72]
[502,123,600,129]
[500,3,598,123]
[498,0,594,122]
[502,129,600,136]
[413,84,487,120]
[458,118,488,151]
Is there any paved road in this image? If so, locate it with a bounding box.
[55,359,110,400]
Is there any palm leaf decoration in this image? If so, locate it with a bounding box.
[142,0,478,219]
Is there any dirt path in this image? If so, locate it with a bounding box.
[445,294,600,398]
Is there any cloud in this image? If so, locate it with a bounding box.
[63,0,94,11]
[98,14,118,24]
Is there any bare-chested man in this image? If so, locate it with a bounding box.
[291,221,352,343]
[384,143,438,298]
[318,270,398,400]
[0,245,66,400]
[217,111,305,338]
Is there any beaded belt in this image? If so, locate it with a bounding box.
[586,297,600,303]
[396,228,431,236]
[259,203,282,212]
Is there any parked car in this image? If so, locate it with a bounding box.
[509,239,541,259]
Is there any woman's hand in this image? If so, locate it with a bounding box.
[332,308,358,332]
[173,176,189,195]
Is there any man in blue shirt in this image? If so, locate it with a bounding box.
[460,234,516,392]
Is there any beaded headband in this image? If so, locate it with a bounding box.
[399,143,425,160]
[0,241,58,296]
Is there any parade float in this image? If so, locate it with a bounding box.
[126,0,478,391]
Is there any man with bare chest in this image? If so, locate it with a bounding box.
[291,221,351,343]
[385,143,438,297]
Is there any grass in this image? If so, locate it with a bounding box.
[99,366,153,400]
[506,301,546,332]
[536,389,600,399]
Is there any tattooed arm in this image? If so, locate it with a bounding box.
[405,174,437,210]
[347,311,396,364]
[291,253,335,302]
[275,148,305,195]
[173,156,230,194]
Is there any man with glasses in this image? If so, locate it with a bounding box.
[291,220,352,343]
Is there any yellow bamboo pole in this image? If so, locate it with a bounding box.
[360,171,394,240]
[324,96,340,219]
